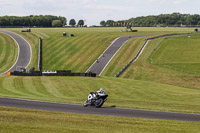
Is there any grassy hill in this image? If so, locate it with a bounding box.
[101,31,200,89]
[2,27,192,72]
[0,27,199,113]
[0,27,199,109]
[0,27,200,132]
[0,76,200,114]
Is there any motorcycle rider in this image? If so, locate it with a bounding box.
[97,88,105,95]
[84,88,108,107]
[89,88,105,101]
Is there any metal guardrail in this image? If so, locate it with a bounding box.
[38,37,42,71]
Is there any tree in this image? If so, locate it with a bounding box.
[78,20,84,27]
[69,19,76,26]
[100,20,106,26]
[58,16,67,26]
[106,20,115,27]
[52,20,63,27]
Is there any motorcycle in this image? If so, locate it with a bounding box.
[83,91,108,108]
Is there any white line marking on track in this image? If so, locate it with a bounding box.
[0,31,32,75]
[0,31,20,75]
[85,37,120,73]
[99,39,130,76]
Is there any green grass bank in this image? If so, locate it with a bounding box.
[0,76,200,114]
[2,27,193,72]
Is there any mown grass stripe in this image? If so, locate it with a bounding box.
[14,77,43,97]
[73,35,115,72]
[32,77,54,97]
[71,35,102,72]
[0,35,7,69]
[2,40,9,64]
[22,77,46,97]
[45,39,68,69]
[40,77,63,97]
[2,76,23,96]
[44,38,62,56]
[60,34,100,71]
[33,31,49,38]
[52,77,79,98]
[74,34,114,71]
[0,76,17,95]
[43,35,89,70]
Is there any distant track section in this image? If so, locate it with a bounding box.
[86,35,149,76]
[115,33,192,77]
[0,97,200,121]
[0,30,31,75]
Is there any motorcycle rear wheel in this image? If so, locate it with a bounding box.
[95,98,104,108]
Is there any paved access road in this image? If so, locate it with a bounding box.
[0,97,200,122]
[0,30,31,74]
[86,35,149,76]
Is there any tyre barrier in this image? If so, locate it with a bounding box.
[21,28,31,32]
[10,70,96,77]
[115,33,192,77]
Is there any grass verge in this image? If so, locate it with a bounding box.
[0,106,200,133]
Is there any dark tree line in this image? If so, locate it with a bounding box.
[0,15,67,27]
[100,13,200,27]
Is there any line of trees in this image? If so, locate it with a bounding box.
[0,15,86,27]
[0,15,67,27]
[100,13,200,27]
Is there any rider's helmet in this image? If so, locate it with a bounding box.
[99,88,104,93]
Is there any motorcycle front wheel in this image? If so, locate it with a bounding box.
[83,100,89,107]
[95,98,104,108]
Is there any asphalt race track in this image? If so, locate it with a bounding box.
[0,97,200,122]
[0,30,31,75]
[86,35,149,75]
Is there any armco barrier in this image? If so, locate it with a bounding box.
[38,37,42,71]
[115,33,192,77]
